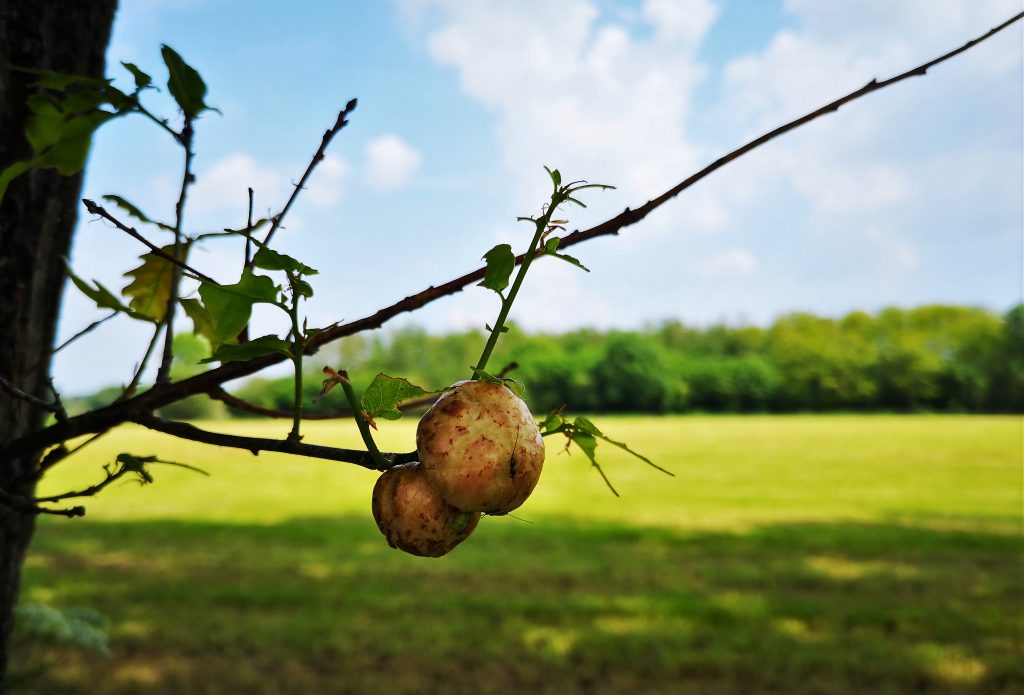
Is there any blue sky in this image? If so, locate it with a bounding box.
[56,0,1022,393]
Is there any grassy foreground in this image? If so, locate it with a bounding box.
[15,415,1024,693]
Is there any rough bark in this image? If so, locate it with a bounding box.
[0,0,117,684]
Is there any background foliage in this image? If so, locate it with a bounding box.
[67,304,1020,419]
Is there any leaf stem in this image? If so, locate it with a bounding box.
[473,217,549,377]
[336,373,389,469]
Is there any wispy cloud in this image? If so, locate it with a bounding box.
[365,135,423,191]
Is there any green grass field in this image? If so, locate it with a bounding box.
[14,415,1024,694]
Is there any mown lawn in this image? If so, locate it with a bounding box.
[13,415,1024,694]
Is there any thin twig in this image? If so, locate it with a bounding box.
[0,376,62,414]
[35,430,110,479]
[5,13,1020,463]
[244,187,254,270]
[240,187,255,343]
[119,322,163,400]
[82,199,217,285]
[0,488,84,517]
[28,310,118,374]
[157,121,196,384]
[259,99,357,251]
[131,413,416,470]
[208,386,439,419]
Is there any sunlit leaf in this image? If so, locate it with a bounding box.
[122,244,186,321]
[479,243,515,294]
[574,417,671,475]
[361,373,437,421]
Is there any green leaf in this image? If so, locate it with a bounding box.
[479,243,515,294]
[122,244,185,322]
[28,105,118,175]
[64,260,153,322]
[502,377,526,398]
[252,246,318,276]
[201,335,291,363]
[573,417,671,475]
[361,374,437,421]
[198,269,280,344]
[121,62,152,90]
[180,298,220,348]
[161,44,210,119]
[568,429,619,497]
[18,67,108,91]
[544,237,561,253]
[102,195,174,231]
[0,72,136,204]
[550,252,590,272]
[544,166,561,188]
[540,409,564,433]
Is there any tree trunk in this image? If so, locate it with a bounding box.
[0,0,117,684]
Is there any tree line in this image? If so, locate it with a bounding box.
[69,304,1024,417]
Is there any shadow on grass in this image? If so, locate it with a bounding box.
[16,516,1023,695]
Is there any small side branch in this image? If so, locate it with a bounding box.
[82,199,217,285]
[157,121,197,384]
[0,376,63,415]
[0,488,85,517]
[131,414,416,471]
[260,99,357,251]
[208,386,355,419]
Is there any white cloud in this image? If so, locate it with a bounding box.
[365,135,422,191]
[188,152,286,217]
[414,0,717,212]
[697,248,758,278]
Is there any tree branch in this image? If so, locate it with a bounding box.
[131,413,416,470]
[157,120,196,384]
[82,198,217,285]
[0,487,84,517]
[0,376,63,415]
[4,13,1020,462]
[259,99,357,252]
[208,386,441,420]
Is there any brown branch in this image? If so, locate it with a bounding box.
[4,13,1020,463]
[0,376,62,415]
[131,413,416,470]
[0,487,84,517]
[208,386,442,420]
[259,99,357,251]
[82,199,218,285]
[208,386,354,419]
[27,310,119,376]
